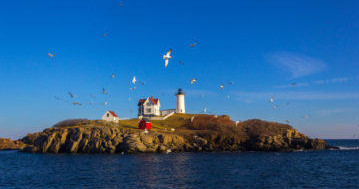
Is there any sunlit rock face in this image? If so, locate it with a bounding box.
[20,116,333,154]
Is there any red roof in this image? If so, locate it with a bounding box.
[138,96,159,106]
[108,111,118,117]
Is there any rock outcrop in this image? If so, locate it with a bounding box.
[0,137,26,150]
[19,116,334,154]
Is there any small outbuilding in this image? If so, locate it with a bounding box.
[138,118,151,130]
[102,110,119,123]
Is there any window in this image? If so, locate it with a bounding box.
[107,113,109,117]
[146,108,151,113]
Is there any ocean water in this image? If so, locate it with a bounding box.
[0,140,358,189]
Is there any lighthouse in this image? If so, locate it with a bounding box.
[176,88,185,113]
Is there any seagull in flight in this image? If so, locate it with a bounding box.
[219,84,224,90]
[68,92,76,98]
[132,76,136,84]
[47,53,55,58]
[102,88,107,94]
[190,78,197,84]
[163,49,172,68]
[269,97,274,103]
[72,102,82,106]
[111,73,115,78]
[189,42,198,47]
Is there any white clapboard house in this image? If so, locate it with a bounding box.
[102,110,119,123]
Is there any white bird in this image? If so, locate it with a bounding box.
[220,85,224,90]
[163,49,172,68]
[47,53,55,58]
[203,107,207,113]
[190,78,197,84]
[111,73,115,78]
[269,97,274,103]
[72,102,82,106]
[104,102,108,106]
[132,76,136,84]
[102,88,107,94]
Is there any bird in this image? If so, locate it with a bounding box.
[104,102,108,106]
[139,81,145,85]
[272,105,278,109]
[47,53,55,58]
[111,73,115,78]
[290,82,297,86]
[226,95,231,99]
[219,85,224,90]
[102,88,107,94]
[228,81,234,85]
[190,78,197,84]
[203,107,207,113]
[269,97,274,103]
[72,102,82,106]
[163,49,172,67]
[68,92,75,98]
[189,42,198,47]
[179,61,184,65]
[130,87,136,90]
[132,76,136,84]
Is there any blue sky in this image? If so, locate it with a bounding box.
[1,0,359,139]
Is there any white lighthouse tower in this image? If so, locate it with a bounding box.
[176,88,185,113]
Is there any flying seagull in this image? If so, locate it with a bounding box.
[132,76,136,84]
[190,78,197,84]
[68,92,76,98]
[111,73,115,78]
[220,84,224,90]
[269,97,274,103]
[47,53,55,58]
[189,42,198,47]
[163,49,172,68]
[290,82,297,86]
[104,102,108,106]
[72,102,82,106]
[130,87,136,90]
[102,88,107,95]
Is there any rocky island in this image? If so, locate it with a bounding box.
[5,114,333,154]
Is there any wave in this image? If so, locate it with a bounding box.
[337,146,359,150]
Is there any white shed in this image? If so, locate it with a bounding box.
[102,110,119,123]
